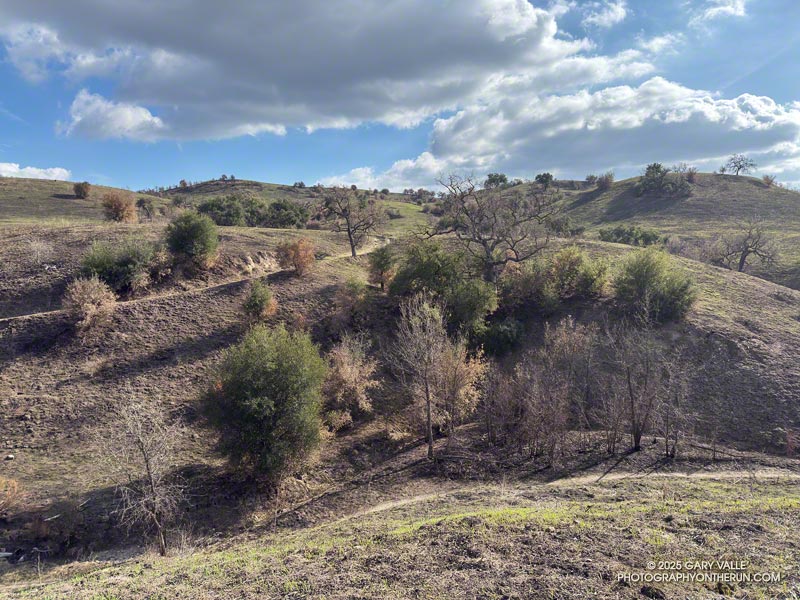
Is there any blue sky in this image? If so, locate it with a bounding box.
[1,0,799,190]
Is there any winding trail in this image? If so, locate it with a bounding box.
[0,235,387,326]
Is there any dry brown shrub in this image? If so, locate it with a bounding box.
[102,191,138,223]
[63,275,116,333]
[73,181,91,199]
[0,477,21,514]
[275,237,315,276]
[323,334,379,431]
[290,311,309,331]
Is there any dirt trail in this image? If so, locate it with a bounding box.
[0,235,385,325]
[284,462,800,534]
[548,467,800,486]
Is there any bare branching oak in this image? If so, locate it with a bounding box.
[433,174,559,282]
[725,153,757,176]
[601,325,693,454]
[390,293,449,460]
[321,187,386,257]
[717,215,779,272]
[97,399,185,556]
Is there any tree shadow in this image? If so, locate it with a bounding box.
[83,322,245,383]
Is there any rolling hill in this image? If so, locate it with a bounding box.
[1,174,800,598]
[549,173,800,288]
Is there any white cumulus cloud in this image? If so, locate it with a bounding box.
[0,162,70,180]
[60,89,165,141]
[0,1,645,140]
[326,77,800,190]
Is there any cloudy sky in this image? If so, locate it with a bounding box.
[1,0,799,190]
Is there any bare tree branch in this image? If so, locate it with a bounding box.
[431,174,560,282]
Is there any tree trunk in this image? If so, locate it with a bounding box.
[425,378,434,460]
[483,261,498,284]
[156,522,167,556]
[348,230,357,258]
[737,251,748,272]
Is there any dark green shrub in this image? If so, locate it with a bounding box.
[534,172,554,189]
[207,325,327,481]
[546,215,585,237]
[264,200,308,228]
[481,317,524,356]
[243,280,277,322]
[81,237,156,294]
[550,246,607,300]
[165,212,219,268]
[446,278,497,337]
[574,255,608,299]
[198,196,307,229]
[484,173,508,189]
[136,197,155,221]
[499,260,561,316]
[197,196,247,226]
[390,240,495,335]
[635,163,690,197]
[599,224,664,247]
[389,240,462,298]
[613,248,696,323]
[596,171,614,191]
[367,245,396,291]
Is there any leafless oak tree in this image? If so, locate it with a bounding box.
[601,325,693,454]
[717,215,779,272]
[390,293,448,460]
[725,153,757,176]
[97,398,185,556]
[321,187,386,257]
[432,174,559,282]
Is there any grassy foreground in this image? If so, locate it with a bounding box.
[3,475,798,599]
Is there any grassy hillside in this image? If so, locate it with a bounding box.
[543,173,800,288]
[163,178,430,236]
[0,177,430,236]
[0,178,166,225]
[3,445,799,598]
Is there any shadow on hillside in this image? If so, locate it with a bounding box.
[85,322,245,383]
[0,279,68,320]
[3,462,259,567]
[0,313,72,367]
[602,186,687,221]
[567,187,605,211]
